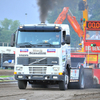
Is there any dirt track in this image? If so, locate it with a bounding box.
[0,69,14,75]
[1,70,100,100]
[0,82,100,100]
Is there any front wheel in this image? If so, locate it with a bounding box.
[18,80,27,89]
[59,75,68,90]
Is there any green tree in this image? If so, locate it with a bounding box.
[0,18,12,30]
[0,27,2,42]
[87,0,100,21]
[0,18,20,43]
[10,20,20,32]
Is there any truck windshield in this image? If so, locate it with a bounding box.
[86,31,100,40]
[17,31,61,48]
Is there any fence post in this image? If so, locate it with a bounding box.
[1,53,3,68]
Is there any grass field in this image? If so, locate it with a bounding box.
[0,75,14,78]
[0,75,14,82]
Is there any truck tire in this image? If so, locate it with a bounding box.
[18,80,27,89]
[59,75,68,90]
[84,68,93,88]
[77,67,85,89]
[68,68,85,89]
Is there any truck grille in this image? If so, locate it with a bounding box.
[29,67,46,74]
[17,57,59,66]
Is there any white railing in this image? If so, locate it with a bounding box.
[0,42,10,47]
[71,47,80,52]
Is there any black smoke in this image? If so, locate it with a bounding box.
[37,0,56,22]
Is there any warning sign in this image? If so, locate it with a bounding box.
[86,55,97,63]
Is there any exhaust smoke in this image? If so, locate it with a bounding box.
[37,0,56,22]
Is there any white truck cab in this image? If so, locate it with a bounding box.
[11,23,72,90]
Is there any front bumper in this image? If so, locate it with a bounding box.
[15,74,64,81]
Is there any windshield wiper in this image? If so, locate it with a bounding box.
[37,42,54,47]
[18,42,36,47]
[45,43,55,47]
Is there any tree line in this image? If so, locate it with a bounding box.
[0,18,20,43]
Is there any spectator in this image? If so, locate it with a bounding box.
[91,31,100,39]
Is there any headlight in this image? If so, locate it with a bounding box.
[16,67,23,71]
[53,67,59,71]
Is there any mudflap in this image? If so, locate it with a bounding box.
[68,55,85,89]
[68,67,84,89]
[84,68,93,88]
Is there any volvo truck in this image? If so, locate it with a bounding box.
[11,23,85,90]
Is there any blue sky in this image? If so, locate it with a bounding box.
[0,0,42,24]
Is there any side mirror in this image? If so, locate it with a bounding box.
[65,35,70,44]
[11,33,15,47]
